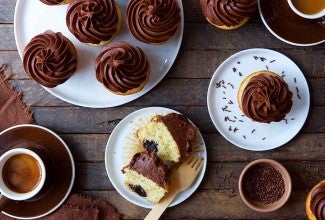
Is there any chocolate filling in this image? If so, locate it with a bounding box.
[128,184,147,197]
[143,140,158,153]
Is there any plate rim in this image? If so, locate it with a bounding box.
[13,0,184,108]
[258,0,325,47]
[0,124,75,219]
[104,106,207,208]
[207,48,310,151]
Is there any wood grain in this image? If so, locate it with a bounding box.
[30,106,325,133]
[74,161,324,191]
[62,133,325,162]
[81,190,310,219]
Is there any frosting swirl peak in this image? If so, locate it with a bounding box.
[241,73,293,123]
[95,42,149,94]
[127,0,181,44]
[23,30,77,88]
[200,0,257,27]
[66,0,120,45]
[310,182,325,220]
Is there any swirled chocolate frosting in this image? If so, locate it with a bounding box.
[310,182,325,220]
[241,73,293,123]
[66,0,120,44]
[23,30,77,88]
[200,0,257,27]
[156,113,197,157]
[95,42,149,94]
[127,0,181,44]
[39,0,65,5]
[122,152,168,187]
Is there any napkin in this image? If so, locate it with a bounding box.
[42,194,122,220]
[0,64,33,132]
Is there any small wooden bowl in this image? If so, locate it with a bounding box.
[238,159,292,212]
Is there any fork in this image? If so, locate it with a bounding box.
[144,156,204,220]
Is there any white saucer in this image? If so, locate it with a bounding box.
[104,107,207,208]
[207,48,310,151]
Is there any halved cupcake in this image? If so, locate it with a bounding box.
[306,180,325,220]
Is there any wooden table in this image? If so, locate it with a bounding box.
[1,1,324,219]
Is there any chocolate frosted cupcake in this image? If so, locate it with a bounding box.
[200,0,257,30]
[39,0,71,5]
[237,70,293,123]
[306,180,325,220]
[66,0,122,46]
[127,0,181,45]
[23,30,78,88]
[95,42,150,95]
[122,152,168,203]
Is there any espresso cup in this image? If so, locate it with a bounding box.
[287,0,325,19]
[0,148,46,205]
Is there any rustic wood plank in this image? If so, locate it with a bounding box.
[0,24,15,50]
[74,162,325,191]
[62,133,325,162]
[8,78,325,106]
[31,106,325,134]
[81,189,310,219]
[0,0,15,24]
[2,23,325,51]
[2,48,324,80]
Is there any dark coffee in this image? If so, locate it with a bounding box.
[2,154,41,193]
[292,0,325,15]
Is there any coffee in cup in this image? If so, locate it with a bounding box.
[0,148,46,203]
[288,0,325,19]
[2,153,42,194]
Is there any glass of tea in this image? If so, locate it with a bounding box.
[287,0,325,19]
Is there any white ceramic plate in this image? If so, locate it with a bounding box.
[105,107,207,208]
[14,0,184,108]
[207,48,310,151]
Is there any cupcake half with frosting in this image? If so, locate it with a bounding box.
[95,42,150,95]
[237,70,293,123]
[23,30,78,88]
[200,0,257,30]
[127,0,181,45]
[66,0,122,46]
[306,180,325,220]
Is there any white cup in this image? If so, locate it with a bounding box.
[287,0,325,19]
[0,148,46,201]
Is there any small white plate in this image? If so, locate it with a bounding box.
[105,107,207,208]
[14,0,184,108]
[207,48,310,151]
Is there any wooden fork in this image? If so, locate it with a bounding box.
[144,156,204,220]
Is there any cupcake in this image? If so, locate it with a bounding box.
[23,30,78,88]
[237,70,293,123]
[122,152,169,204]
[127,0,181,45]
[136,113,197,162]
[66,0,122,46]
[39,0,71,5]
[95,42,150,95]
[200,0,257,30]
[306,180,325,220]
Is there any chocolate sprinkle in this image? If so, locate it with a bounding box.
[243,135,246,139]
[237,61,241,64]
[233,127,238,133]
[266,65,269,70]
[251,129,256,134]
[233,67,237,72]
[294,78,297,83]
[262,137,266,140]
[253,56,258,60]
[242,163,285,204]
[281,74,285,78]
[269,60,276,63]
[228,126,232,131]
[222,106,231,112]
[239,120,244,122]
[295,87,300,93]
[297,94,301,99]
[239,72,243,77]
[227,83,234,89]
[259,57,266,62]
[228,100,233,104]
